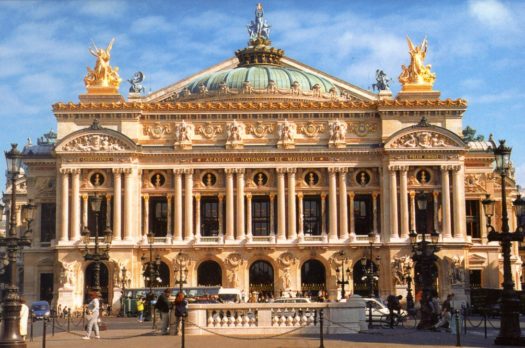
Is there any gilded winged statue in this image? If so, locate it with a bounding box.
[84,38,121,89]
[398,36,436,86]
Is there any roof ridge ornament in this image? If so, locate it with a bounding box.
[84,38,122,95]
[416,116,431,127]
[90,119,103,130]
[236,3,284,67]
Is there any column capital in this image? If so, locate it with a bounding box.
[112,168,124,174]
[105,193,112,200]
[388,165,399,172]
[327,167,339,174]
[339,168,349,174]
[218,193,225,201]
[409,190,416,198]
[82,193,89,201]
[276,168,287,174]
[347,191,355,198]
[440,165,452,172]
[398,166,409,172]
[372,191,379,199]
[183,168,194,175]
[195,193,201,201]
[70,168,81,175]
[233,168,246,174]
[321,192,327,199]
[451,165,461,172]
[173,169,185,175]
[142,193,149,201]
[123,168,132,175]
[285,168,297,174]
[166,193,173,199]
[433,191,439,199]
[297,192,303,199]
[225,168,236,175]
[59,168,70,175]
[246,192,252,199]
[269,193,276,200]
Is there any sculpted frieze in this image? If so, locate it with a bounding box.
[277,120,296,149]
[143,122,172,139]
[347,122,377,137]
[175,120,194,149]
[226,120,245,149]
[63,134,128,152]
[328,120,347,148]
[390,131,455,149]
[197,122,223,140]
[464,173,487,193]
[299,122,325,138]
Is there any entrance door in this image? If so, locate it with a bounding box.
[39,273,54,303]
[249,261,274,296]
[84,262,109,303]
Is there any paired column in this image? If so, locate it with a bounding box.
[184,169,194,241]
[59,168,69,242]
[321,193,327,237]
[277,168,286,241]
[112,169,122,241]
[123,169,133,241]
[297,192,304,240]
[70,169,81,241]
[287,168,297,240]
[440,166,452,239]
[218,194,224,238]
[166,194,172,239]
[399,167,409,239]
[235,169,245,240]
[328,168,338,241]
[174,170,183,241]
[339,169,349,240]
[225,169,235,241]
[452,165,466,239]
[194,193,201,241]
[82,194,88,228]
[409,191,416,232]
[433,191,439,232]
[388,166,399,239]
[348,191,355,240]
[269,194,275,237]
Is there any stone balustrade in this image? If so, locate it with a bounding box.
[186,296,367,335]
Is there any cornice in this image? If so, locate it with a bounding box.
[52,98,467,113]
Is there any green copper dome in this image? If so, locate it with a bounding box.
[185,65,339,95]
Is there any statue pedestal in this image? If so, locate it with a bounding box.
[450,284,468,308]
[56,287,77,312]
[113,288,123,316]
[395,285,409,305]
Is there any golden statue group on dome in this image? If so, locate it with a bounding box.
[84,38,121,92]
[398,36,436,90]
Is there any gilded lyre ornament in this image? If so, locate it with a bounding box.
[84,38,122,92]
[398,37,436,90]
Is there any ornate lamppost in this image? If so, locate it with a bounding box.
[360,232,379,328]
[335,251,350,300]
[174,251,188,294]
[481,139,525,346]
[0,144,34,348]
[81,194,113,294]
[409,191,440,330]
[141,233,160,323]
[404,264,415,312]
[119,266,127,317]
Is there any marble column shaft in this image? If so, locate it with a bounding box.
[225,169,235,240]
[236,169,245,240]
[123,169,133,241]
[174,170,183,241]
[287,168,297,240]
[440,166,452,238]
[328,168,338,240]
[112,169,122,240]
[184,169,194,240]
[59,169,69,242]
[71,169,81,241]
[277,169,286,240]
[339,169,348,240]
[452,165,466,239]
[388,167,399,239]
[399,167,409,238]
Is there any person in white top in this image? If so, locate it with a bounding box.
[83,290,100,340]
[19,298,29,340]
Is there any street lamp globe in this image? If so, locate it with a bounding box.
[21,200,35,223]
[5,143,22,175]
[482,194,496,220]
[90,194,103,213]
[430,230,440,244]
[409,230,418,245]
[512,195,525,224]
[81,225,90,244]
[416,191,428,211]
[104,226,113,244]
[494,139,512,172]
[147,232,155,245]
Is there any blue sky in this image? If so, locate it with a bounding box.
[1,0,524,189]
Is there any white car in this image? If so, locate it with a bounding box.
[363,298,407,321]
[273,297,311,304]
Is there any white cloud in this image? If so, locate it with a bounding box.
[131,16,174,33]
[468,0,516,29]
[77,1,128,18]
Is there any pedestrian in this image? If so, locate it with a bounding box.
[430,291,441,326]
[155,288,172,335]
[19,298,29,341]
[386,294,402,328]
[136,297,145,322]
[433,294,454,331]
[57,304,62,318]
[174,292,188,336]
[82,289,100,340]
[63,305,68,318]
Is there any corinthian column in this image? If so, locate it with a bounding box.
[321,193,327,237]
[225,169,235,241]
[269,193,275,237]
[388,166,399,240]
[174,170,183,241]
[123,169,133,241]
[218,194,224,239]
[287,168,297,240]
[59,169,69,242]
[184,169,194,241]
[70,169,81,241]
[433,191,439,232]
[399,166,409,238]
[277,168,286,241]
[166,193,172,239]
[112,168,122,241]
[372,192,379,235]
[328,168,338,241]
[339,169,349,240]
[440,166,452,239]
[236,169,245,241]
[452,165,466,240]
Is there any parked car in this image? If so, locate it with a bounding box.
[273,297,311,304]
[363,298,407,321]
[218,288,242,303]
[31,301,50,320]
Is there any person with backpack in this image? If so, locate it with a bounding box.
[155,288,172,335]
[174,292,188,336]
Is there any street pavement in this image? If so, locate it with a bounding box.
[24,316,525,348]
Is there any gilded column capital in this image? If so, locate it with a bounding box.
[276,168,287,175]
[432,191,440,199]
[347,191,355,198]
[409,190,416,198]
[105,193,112,200]
[183,168,194,175]
[269,193,276,200]
[166,193,173,199]
[142,193,149,201]
[81,193,89,201]
[297,192,303,199]
[372,191,379,199]
[321,192,327,199]
[195,193,201,201]
[245,192,252,200]
[218,193,225,201]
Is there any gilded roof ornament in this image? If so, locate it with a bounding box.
[398,37,436,91]
[247,3,271,46]
[84,38,121,94]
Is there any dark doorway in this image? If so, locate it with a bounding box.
[39,273,54,303]
[352,259,379,297]
[84,262,109,303]
[301,260,326,296]
[414,261,438,295]
[469,269,482,289]
[158,262,170,287]
[415,194,435,234]
[197,260,222,286]
[249,261,274,296]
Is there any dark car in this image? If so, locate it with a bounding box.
[31,301,50,320]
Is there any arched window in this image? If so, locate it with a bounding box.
[249,260,274,296]
[301,259,326,297]
[352,259,379,297]
[84,262,109,303]
[197,261,222,286]
[157,262,170,287]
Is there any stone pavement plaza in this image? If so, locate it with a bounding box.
[24,317,518,348]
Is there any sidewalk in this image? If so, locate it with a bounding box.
[25,317,503,348]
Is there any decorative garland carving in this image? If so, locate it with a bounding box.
[299,122,325,138]
[63,134,128,152]
[347,122,377,137]
[390,131,455,148]
[196,122,223,140]
[247,121,274,138]
[278,252,296,268]
[143,122,172,139]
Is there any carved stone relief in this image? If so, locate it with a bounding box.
[197,122,223,140]
[347,122,377,137]
[465,173,487,193]
[226,120,245,149]
[299,122,325,138]
[391,131,455,148]
[391,256,413,286]
[175,120,194,149]
[143,123,172,139]
[63,134,128,152]
[247,121,274,138]
[328,120,347,148]
[277,120,296,149]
